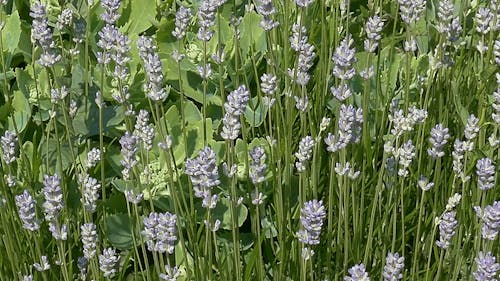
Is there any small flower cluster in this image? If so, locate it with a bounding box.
[364,15,384,53]
[197,0,225,41]
[296,199,326,259]
[120,131,139,180]
[476,158,495,191]
[324,104,363,152]
[436,210,458,249]
[221,85,250,140]
[43,174,67,240]
[249,146,267,185]
[261,73,277,107]
[78,173,101,213]
[142,212,177,254]
[295,136,314,172]
[99,247,120,278]
[428,123,450,159]
[256,0,279,31]
[1,130,17,165]
[81,223,98,259]
[172,6,192,40]
[30,2,61,67]
[332,34,357,81]
[474,201,500,240]
[185,146,220,209]
[15,190,40,231]
[345,263,370,281]
[383,252,405,281]
[288,24,316,86]
[134,109,155,150]
[473,251,499,281]
[137,36,167,102]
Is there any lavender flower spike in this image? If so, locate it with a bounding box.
[476,158,495,191]
[1,130,17,164]
[79,173,101,213]
[383,252,405,281]
[142,212,177,254]
[15,190,40,231]
[344,263,370,281]
[332,34,357,81]
[99,248,120,278]
[436,211,458,249]
[427,123,450,159]
[119,131,139,180]
[172,6,192,40]
[296,199,326,246]
[81,223,98,259]
[295,136,314,172]
[42,174,64,222]
[185,146,220,209]
[473,251,500,281]
[221,85,250,140]
[249,146,267,185]
[475,201,500,240]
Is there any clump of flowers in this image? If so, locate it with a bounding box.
[142,212,177,254]
[221,85,250,140]
[296,199,326,259]
[185,146,220,209]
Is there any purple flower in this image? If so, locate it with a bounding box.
[344,263,370,281]
[473,251,500,281]
[81,223,98,259]
[428,124,450,159]
[295,136,314,172]
[1,130,17,165]
[383,252,405,281]
[476,158,495,191]
[120,131,139,180]
[30,2,61,67]
[172,6,192,40]
[99,248,120,277]
[332,34,356,81]
[436,211,458,249]
[137,36,166,101]
[42,174,64,222]
[15,190,40,231]
[221,85,250,140]
[475,201,500,240]
[142,212,177,254]
[79,173,101,213]
[100,0,121,24]
[364,15,384,52]
[249,146,267,184]
[185,146,220,209]
[296,199,326,245]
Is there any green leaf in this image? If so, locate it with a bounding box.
[9,90,31,132]
[244,97,267,127]
[2,11,21,53]
[124,0,156,34]
[106,213,136,250]
[213,197,248,230]
[72,101,124,137]
[239,12,267,58]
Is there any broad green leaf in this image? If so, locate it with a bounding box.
[106,213,136,250]
[2,11,21,53]
[244,96,267,127]
[72,101,124,137]
[9,90,31,132]
[125,0,156,34]
[239,12,266,58]
[183,100,202,124]
[197,197,248,230]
